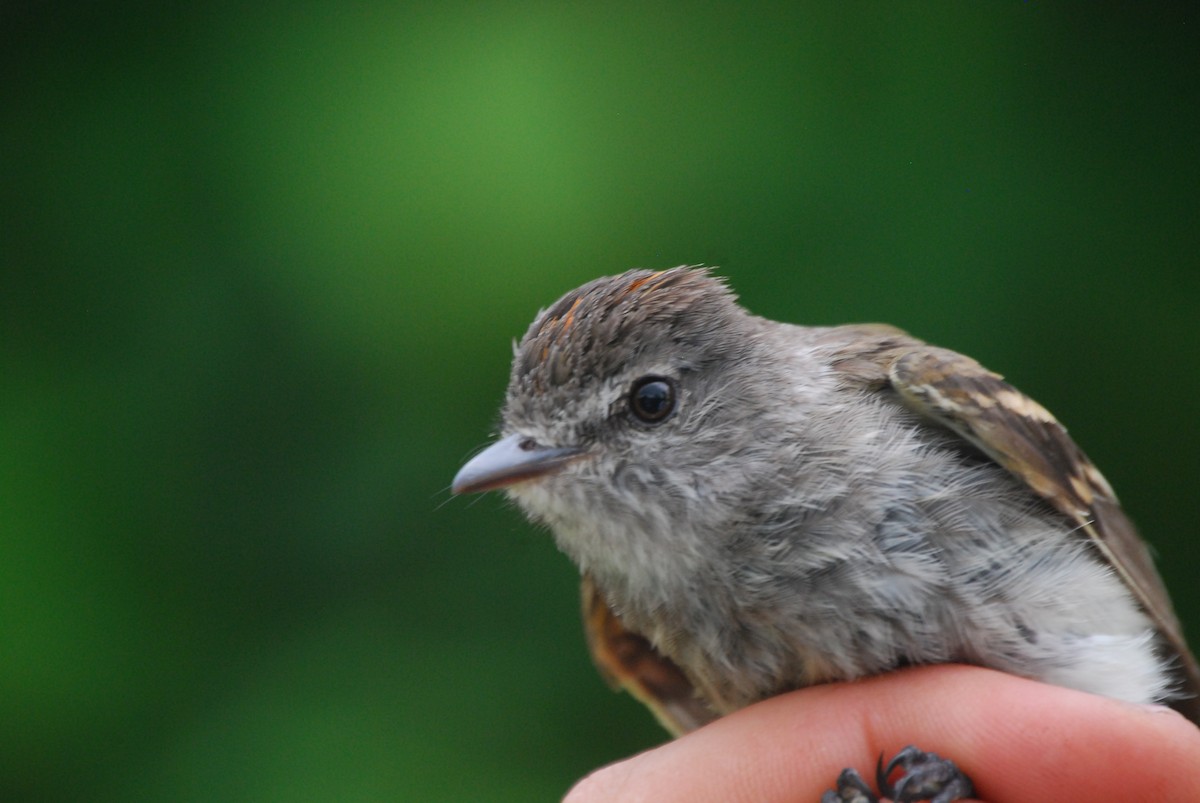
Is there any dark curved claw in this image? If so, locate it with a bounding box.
[877,745,974,803]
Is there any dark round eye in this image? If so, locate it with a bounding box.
[629,377,676,423]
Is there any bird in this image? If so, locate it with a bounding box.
[453,266,1199,800]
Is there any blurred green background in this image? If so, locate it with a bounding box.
[3,3,1197,800]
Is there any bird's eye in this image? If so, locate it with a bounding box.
[629,377,676,423]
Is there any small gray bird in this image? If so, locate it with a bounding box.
[453,267,1199,801]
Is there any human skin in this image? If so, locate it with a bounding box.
[563,664,1200,803]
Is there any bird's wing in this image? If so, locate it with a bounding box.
[827,325,1199,720]
[581,573,718,736]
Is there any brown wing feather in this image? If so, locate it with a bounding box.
[581,574,718,735]
[875,339,1199,720]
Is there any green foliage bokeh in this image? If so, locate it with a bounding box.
[3,3,1197,800]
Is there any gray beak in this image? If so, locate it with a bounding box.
[452,433,586,494]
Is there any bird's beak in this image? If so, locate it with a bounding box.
[452,433,586,495]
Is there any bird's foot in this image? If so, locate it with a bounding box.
[820,745,974,803]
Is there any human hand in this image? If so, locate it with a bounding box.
[564,664,1200,802]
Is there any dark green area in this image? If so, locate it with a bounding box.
[3,3,1197,800]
